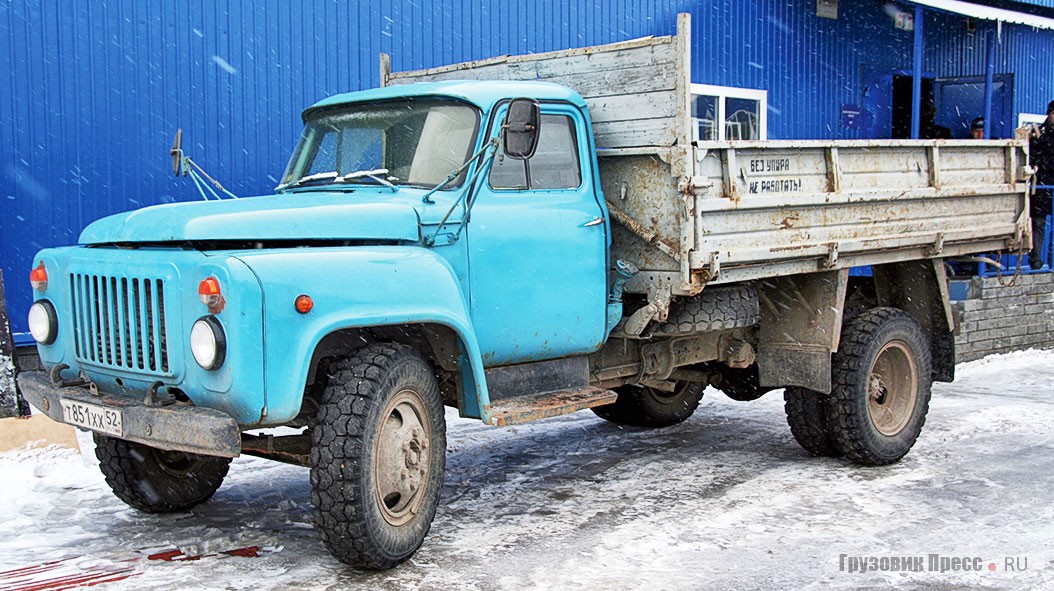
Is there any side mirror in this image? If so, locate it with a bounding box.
[503,98,540,160]
[170,128,184,176]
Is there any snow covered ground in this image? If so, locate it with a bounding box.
[3,349,1053,590]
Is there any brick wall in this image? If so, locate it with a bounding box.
[951,273,1054,363]
[0,352,14,414]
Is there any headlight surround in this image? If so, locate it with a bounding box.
[28,300,57,345]
[190,316,226,370]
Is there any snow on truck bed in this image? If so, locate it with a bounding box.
[2,350,1053,590]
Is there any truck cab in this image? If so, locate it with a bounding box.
[26,81,611,426]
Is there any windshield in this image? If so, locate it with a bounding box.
[280,98,480,190]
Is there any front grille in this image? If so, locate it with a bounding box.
[70,273,170,374]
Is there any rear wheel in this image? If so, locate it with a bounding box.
[94,435,231,513]
[783,387,841,457]
[714,365,774,402]
[310,344,445,570]
[591,382,705,428]
[825,308,932,465]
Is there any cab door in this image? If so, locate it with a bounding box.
[466,103,608,366]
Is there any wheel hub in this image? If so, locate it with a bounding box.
[374,389,431,526]
[154,449,201,478]
[866,340,919,436]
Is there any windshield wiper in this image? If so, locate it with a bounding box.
[341,168,398,192]
[275,171,340,192]
[275,168,399,193]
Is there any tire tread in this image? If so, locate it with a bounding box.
[310,343,445,570]
[824,308,932,466]
[94,435,230,513]
[592,382,705,428]
[783,387,841,457]
[655,285,759,335]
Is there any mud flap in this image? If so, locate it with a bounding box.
[0,270,30,418]
[756,269,849,393]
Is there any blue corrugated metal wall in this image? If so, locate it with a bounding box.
[2,0,1053,339]
[1011,0,1054,10]
[927,11,1054,119]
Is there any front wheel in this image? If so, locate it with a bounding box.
[825,308,932,465]
[591,382,705,428]
[310,344,446,570]
[94,435,231,513]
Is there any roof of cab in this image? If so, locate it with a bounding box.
[303,80,587,120]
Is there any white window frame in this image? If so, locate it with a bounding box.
[690,83,768,142]
[1019,112,1046,129]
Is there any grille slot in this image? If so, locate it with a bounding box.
[71,273,170,374]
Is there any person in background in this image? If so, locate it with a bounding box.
[1029,100,1054,269]
[971,117,985,139]
[920,102,952,139]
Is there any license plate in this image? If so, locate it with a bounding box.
[60,399,123,437]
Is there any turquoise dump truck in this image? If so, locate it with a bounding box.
[17,16,1030,569]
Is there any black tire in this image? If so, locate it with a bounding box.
[783,387,842,457]
[591,382,705,428]
[93,434,231,513]
[825,308,932,466]
[714,364,774,402]
[654,285,759,335]
[310,344,446,570]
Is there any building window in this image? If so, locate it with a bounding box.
[690,84,768,141]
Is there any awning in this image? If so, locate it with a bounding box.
[906,0,1054,30]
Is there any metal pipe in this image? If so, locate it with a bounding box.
[983,25,996,138]
[911,5,924,140]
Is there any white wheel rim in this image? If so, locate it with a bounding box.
[373,389,431,526]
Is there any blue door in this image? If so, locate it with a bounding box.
[467,103,608,366]
[861,68,894,139]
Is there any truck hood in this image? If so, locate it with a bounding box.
[78,193,422,245]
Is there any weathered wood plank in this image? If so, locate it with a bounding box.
[587,91,677,124]
[390,38,676,84]
[593,117,678,149]
[526,64,677,99]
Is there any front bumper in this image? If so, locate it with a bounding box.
[16,371,241,458]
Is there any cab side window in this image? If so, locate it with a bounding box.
[490,114,582,190]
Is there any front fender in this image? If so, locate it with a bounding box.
[233,246,489,423]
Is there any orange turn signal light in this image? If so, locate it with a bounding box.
[30,262,48,292]
[198,277,221,302]
[198,277,224,312]
[295,294,314,314]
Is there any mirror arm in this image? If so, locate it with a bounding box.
[421,136,499,205]
[422,137,500,246]
[170,128,239,200]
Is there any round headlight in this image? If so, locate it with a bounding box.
[190,316,226,370]
[28,300,57,345]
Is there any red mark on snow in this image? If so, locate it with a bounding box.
[147,546,261,562]
[0,545,261,590]
[0,557,139,591]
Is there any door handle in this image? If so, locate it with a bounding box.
[582,217,604,227]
